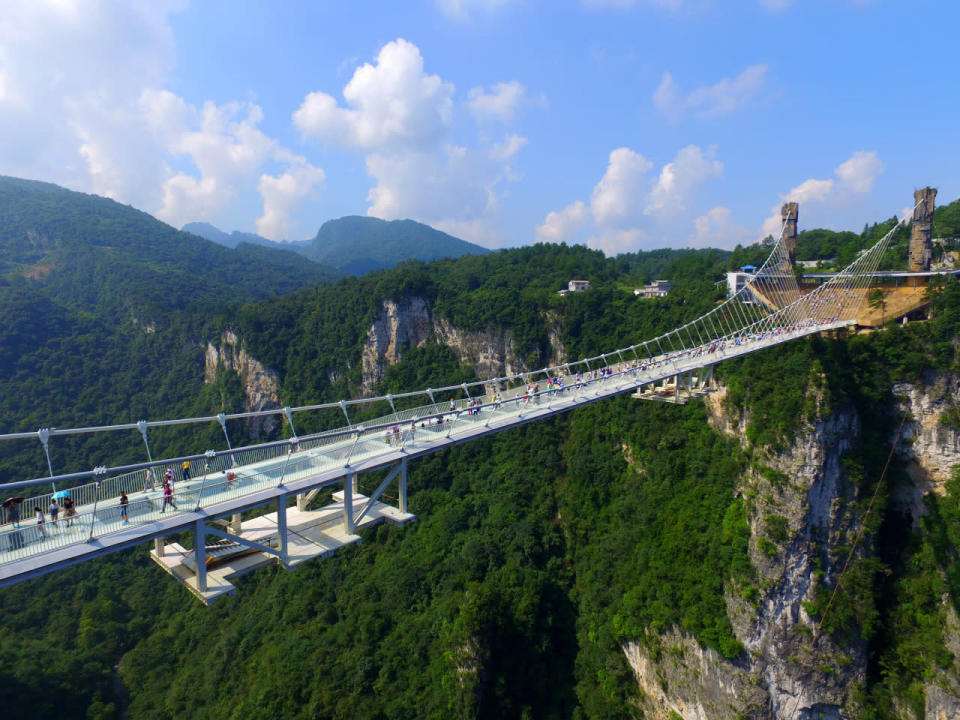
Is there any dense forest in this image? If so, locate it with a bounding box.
[0,179,959,718]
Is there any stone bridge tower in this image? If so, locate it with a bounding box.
[781,202,798,267]
[909,187,937,272]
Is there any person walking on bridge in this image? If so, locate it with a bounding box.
[8,501,20,529]
[160,480,177,513]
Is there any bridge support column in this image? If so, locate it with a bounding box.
[230,513,242,534]
[343,473,355,534]
[154,537,165,558]
[194,520,207,593]
[399,458,408,514]
[277,495,288,567]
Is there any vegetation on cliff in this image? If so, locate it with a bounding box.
[1,182,960,717]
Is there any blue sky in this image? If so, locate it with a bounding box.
[1,0,957,254]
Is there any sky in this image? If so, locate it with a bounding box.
[0,0,957,255]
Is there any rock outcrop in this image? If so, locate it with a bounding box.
[360,296,562,394]
[205,330,281,438]
[361,298,433,394]
[894,370,960,490]
[625,397,865,720]
[632,373,960,719]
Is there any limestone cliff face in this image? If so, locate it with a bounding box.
[894,372,960,718]
[894,370,960,491]
[205,330,281,438]
[629,375,960,720]
[361,298,433,394]
[361,296,562,394]
[626,397,864,720]
[738,406,865,720]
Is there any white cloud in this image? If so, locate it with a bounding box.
[652,72,681,121]
[653,64,768,121]
[538,144,726,255]
[590,147,654,228]
[759,150,884,238]
[0,1,323,237]
[835,150,883,193]
[491,133,528,162]
[294,38,453,152]
[788,177,836,204]
[295,39,530,248]
[468,81,526,123]
[0,1,183,208]
[646,145,723,214]
[535,201,588,244]
[690,205,753,248]
[365,146,503,244]
[256,161,326,241]
[154,99,279,228]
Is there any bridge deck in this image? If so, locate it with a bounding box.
[0,320,848,589]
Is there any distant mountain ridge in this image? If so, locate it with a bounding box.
[0,176,339,319]
[181,222,281,250]
[183,215,490,276]
[302,216,491,275]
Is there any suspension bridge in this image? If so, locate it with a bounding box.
[0,205,949,603]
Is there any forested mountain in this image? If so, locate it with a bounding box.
[0,176,338,462]
[1,184,959,719]
[299,215,491,275]
[183,215,492,277]
[0,177,340,314]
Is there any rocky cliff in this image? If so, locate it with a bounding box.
[361,296,561,394]
[204,330,282,438]
[895,370,960,492]
[626,374,960,720]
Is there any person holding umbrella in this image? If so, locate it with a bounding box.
[3,496,24,528]
[62,495,76,528]
[52,490,71,528]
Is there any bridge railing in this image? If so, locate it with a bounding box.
[0,208,911,505]
[2,345,845,567]
[0,367,642,556]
